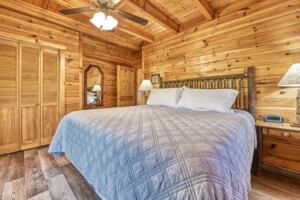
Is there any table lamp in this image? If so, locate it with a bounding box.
[278,63,300,127]
[92,84,101,103]
[138,80,153,103]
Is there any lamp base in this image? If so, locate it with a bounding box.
[290,121,300,127]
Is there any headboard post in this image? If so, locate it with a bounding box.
[247,67,255,117]
[159,77,163,88]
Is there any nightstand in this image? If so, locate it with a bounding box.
[255,120,300,178]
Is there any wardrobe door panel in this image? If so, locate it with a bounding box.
[0,40,19,155]
[21,106,40,149]
[20,45,40,149]
[41,49,59,145]
[42,106,58,144]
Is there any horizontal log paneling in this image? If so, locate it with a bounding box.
[0,7,138,115]
[143,0,300,122]
[82,34,137,108]
[0,8,80,115]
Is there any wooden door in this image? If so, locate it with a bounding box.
[117,65,136,107]
[20,44,41,150]
[0,40,19,155]
[41,49,59,145]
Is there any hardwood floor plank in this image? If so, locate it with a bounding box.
[0,152,24,199]
[250,181,299,200]
[37,148,61,180]
[54,155,70,167]
[61,163,102,200]
[2,177,26,200]
[0,154,10,198]
[262,171,300,198]
[27,191,53,200]
[248,188,282,200]
[25,154,48,198]
[47,174,77,200]
[24,148,38,159]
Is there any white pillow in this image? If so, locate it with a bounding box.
[177,88,238,113]
[147,87,184,108]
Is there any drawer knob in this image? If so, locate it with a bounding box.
[283,132,290,137]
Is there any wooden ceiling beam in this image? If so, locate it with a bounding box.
[122,0,180,33]
[117,21,154,43]
[193,0,214,20]
[51,0,154,42]
[0,0,140,51]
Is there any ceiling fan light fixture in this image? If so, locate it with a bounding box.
[90,12,118,31]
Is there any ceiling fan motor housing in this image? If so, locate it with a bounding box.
[91,0,121,9]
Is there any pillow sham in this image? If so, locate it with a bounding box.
[147,87,184,108]
[177,88,238,113]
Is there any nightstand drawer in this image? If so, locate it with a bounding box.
[263,142,300,172]
[263,128,300,140]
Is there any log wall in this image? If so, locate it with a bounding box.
[0,8,138,114]
[82,34,137,108]
[143,0,300,122]
[0,8,80,114]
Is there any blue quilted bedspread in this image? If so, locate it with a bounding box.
[49,105,256,200]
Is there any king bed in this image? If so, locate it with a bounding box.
[49,67,256,200]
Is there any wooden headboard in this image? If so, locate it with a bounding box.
[159,67,255,117]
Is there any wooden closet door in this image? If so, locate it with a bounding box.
[20,44,40,150]
[41,49,59,145]
[0,40,19,155]
[117,65,136,107]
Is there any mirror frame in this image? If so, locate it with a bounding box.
[83,65,104,109]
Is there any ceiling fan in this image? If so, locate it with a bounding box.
[59,0,148,31]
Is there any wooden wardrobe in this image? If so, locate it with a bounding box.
[0,39,64,155]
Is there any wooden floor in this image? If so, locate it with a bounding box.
[0,147,299,200]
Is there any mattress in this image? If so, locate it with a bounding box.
[49,105,256,200]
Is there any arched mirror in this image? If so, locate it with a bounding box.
[84,65,104,109]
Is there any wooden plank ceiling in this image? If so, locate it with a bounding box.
[3,0,261,50]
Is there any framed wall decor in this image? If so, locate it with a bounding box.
[151,74,160,84]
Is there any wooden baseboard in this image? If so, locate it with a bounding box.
[263,164,300,181]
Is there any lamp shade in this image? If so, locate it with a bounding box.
[278,63,300,87]
[138,80,153,91]
[92,85,101,92]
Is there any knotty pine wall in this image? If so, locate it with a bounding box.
[143,0,300,123]
[0,8,80,114]
[0,8,138,114]
[82,34,137,108]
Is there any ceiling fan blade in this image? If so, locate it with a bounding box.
[59,7,95,15]
[115,10,148,26]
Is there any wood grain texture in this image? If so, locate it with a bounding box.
[143,0,300,123]
[117,65,136,107]
[0,40,19,155]
[2,178,26,200]
[27,191,53,200]
[25,154,48,198]
[54,156,70,167]
[37,148,61,180]
[256,121,300,176]
[0,8,80,115]
[47,174,77,200]
[41,49,59,145]
[0,151,24,199]
[61,164,101,200]
[81,34,138,109]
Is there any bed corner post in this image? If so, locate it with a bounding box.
[159,77,163,88]
[248,67,255,117]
